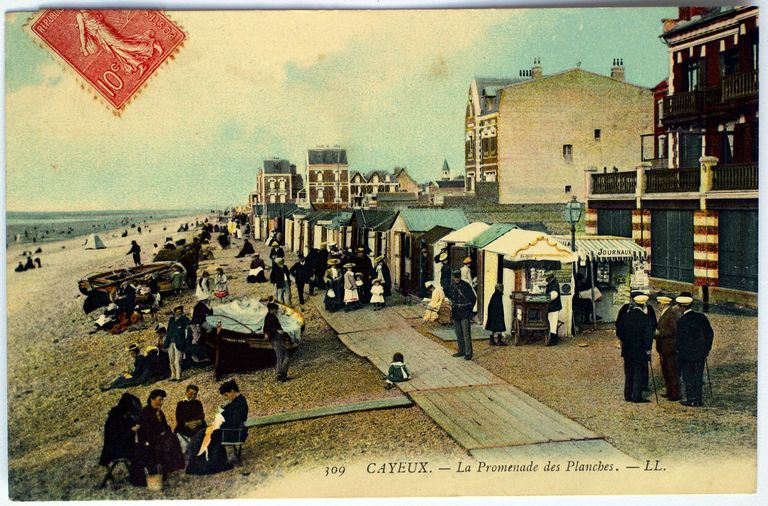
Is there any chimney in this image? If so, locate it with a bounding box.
[678,6,709,21]
[610,58,625,81]
[531,57,543,79]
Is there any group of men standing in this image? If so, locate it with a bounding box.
[616,291,714,407]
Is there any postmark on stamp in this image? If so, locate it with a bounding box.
[28,10,186,111]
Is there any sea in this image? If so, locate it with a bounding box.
[5,209,208,246]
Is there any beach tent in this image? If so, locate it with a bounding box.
[84,233,106,249]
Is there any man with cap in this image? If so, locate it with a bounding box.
[174,384,207,455]
[269,240,285,266]
[654,295,684,401]
[270,257,292,305]
[264,302,291,381]
[544,271,561,346]
[675,292,714,407]
[460,257,478,313]
[631,292,657,392]
[616,293,654,402]
[100,343,147,391]
[307,243,327,295]
[450,269,477,360]
[437,251,451,292]
[164,305,190,382]
[290,253,312,305]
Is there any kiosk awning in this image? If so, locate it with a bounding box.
[553,235,647,261]
[438,221,490,244]
[483,229,578,264]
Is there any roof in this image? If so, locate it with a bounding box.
[304,210,338,224]
[442,159,450,171]
[308,149,347,165]
[465,223,518,249]
[552,235,647,262]
[327,212,353,230]
[352,209,398,232]
[264,203,298,219]
[483,229,578,264]
[662,7,739,38]
[475,77,526,114]
[263,159,292,174]
[439,222,491,244]
[376,192,419,201]
[435,180,465,189]
[419,225,455,245]
[398,209,469,233]
[492,67,650,94]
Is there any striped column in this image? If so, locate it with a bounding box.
[693,210,718,287]
[585,208,598,235]
[632,209,651,261]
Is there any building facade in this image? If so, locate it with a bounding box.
[586,6,758,305]
[465,61,654,203]
[306,147,350,209]
[253,159,300,205]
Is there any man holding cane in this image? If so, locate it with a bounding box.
[674,292,714,407]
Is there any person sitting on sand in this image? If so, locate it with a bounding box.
[14,261,25,272]
[100,344,147,391]
[247,254,267,283]
[384,352,411,389]
[34,257,42,268]
[24,256,35,270]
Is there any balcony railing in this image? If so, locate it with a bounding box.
[592,172,636,194]
[722,70,758,101]
[712,163,758,191]
[663,87,721,120]
[646,168,700,193]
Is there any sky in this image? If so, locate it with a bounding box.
[5,6,676,211]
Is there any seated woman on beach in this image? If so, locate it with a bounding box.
[185,412,233,475]
[196,271,212,300]
[131,389,185,485]
[213,268,229,300]
[247,254,267,283]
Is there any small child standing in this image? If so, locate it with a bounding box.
[370,278,385,310]
[385,352,410,389]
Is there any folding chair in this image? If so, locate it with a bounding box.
[220,427,248,464]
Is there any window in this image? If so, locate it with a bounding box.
[317,172,323,182]
[684,58,705,91]
[720,129,734,164]
[269,195,276,203]
[269,180,275,190]
[279,195,286,203]
[657,99,664,127]
[317,189,324,202]
[679,133,702,168]
[482,137,497,159]
[720,48,739,77]
[594,129,601,142]
[466,135,475,161]
[279,179,286,190]
[753,39,759,70]
[657,135,667,160]
[564,185,572,194]
[485,171,497,182]
[563,144,573,162]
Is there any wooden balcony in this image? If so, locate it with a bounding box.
[722,70,758,101]
[712,163,759,191]
[646,168,700,193]
[663,87,721,120]
[591,172,636,194]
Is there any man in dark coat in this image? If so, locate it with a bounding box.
[270,257,292,305]
[616,294,654,403]
[174,384,206,453]
[127,240,141,266]
[438,252,451,293]
[101,344,146,391]
[450,270,477,360]
[269,241,285,266]
[164,305,190,381]
[674,292,714,407]
[485,283,507,346]
[99,393,141,467]
[264,302,290,381]
[544,271,562,346]
[654,296,683,401]
[219,380,249,463]
[353,248,373,303]
[290,254,312,305]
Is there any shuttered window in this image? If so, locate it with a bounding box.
[597,209,632,238]
[718,210,758,292]
[651,210,694,283]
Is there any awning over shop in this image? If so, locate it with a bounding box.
[465,223,518,249]
[483,229,578,264]
[552,235,647,262]
[439,222,491,244]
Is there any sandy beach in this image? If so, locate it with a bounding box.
[5,215,463,500]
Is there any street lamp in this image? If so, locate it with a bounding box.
[563,196,583,251]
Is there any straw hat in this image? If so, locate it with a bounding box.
[270,241,280,247]
[320,242,327,248]
[656,296,672,304]
[374,255,385,263]
[438,251,448,262]
[463,257,472,264]
[633,294,649,304]
[126,343,140,353]
[356,247,365,252]
[424,281,435,289]
[327,258,340,266]
[675,291,694,305]
[344,262,355,269]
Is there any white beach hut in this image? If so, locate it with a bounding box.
[84,233,106,249]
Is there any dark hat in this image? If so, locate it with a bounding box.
[297,253,305,260]
[267,302,279,310]
[155,324,167,333]
[219,379,239,394]
[173,305,184,311]
[186,384,199,392]
[452,269,461,278]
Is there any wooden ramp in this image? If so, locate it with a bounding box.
[314,301,635,464]
[245,396,413,428]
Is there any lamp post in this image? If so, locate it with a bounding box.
[564,196,585,341]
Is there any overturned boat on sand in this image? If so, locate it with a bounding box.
[78,262,186,313]
[201,298,305,379]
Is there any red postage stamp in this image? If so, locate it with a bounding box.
[29,10,185,110]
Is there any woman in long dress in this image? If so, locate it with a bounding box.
[185,413,233,475]
[423,281,446,323]
[195,271,212,300]
[131,389,184,485]
[342,263,359,311]
[323,259,343,312]
[484,283,507,345]
[213,268,229,301]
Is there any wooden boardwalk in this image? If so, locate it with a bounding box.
[313,301,634,463]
